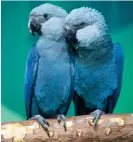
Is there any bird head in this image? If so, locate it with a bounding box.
[64,7,105,47]
[28,3,68,36]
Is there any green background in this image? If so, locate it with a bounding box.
[1,1,133,122]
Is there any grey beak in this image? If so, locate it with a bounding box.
[64,28,77,44]
[28,20,41,36]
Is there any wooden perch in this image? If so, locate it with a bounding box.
[1,114,133,142]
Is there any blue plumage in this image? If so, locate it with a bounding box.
[73,42,124,114]
[24,17,73,119]
[64,7,124,125]
[25,3,74,133]
[107,42,124,113]
[24,45,39,119]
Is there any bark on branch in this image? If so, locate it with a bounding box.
[1,114,133,142]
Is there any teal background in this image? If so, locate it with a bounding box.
[1,1,133,122]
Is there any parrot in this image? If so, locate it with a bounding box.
[64,7,124,129]
[24,3,74,135]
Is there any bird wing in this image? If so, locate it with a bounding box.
[24,44,39,119]
[108,42,124,113]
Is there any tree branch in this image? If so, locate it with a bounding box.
[1,114,133,142]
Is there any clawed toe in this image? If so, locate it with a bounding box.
[57,114,67,131]
[90,109,105,131]
[29,115,50,136]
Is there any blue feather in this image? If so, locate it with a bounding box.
[24,39,73,118]
[34,40,73,117]
[108,42,124,113]
[73,42,124,114]
[24,44,39,119]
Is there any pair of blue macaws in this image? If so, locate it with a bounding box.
[24,3,124,135]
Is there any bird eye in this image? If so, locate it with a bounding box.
[43,14,48,19]
[80,22,85,26]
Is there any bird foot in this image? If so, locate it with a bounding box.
[29,115,50,136]
[90,109,105,131]
[57,114,67,131]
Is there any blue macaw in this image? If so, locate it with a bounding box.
[64,7,124,129]
[24,3,73,135]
